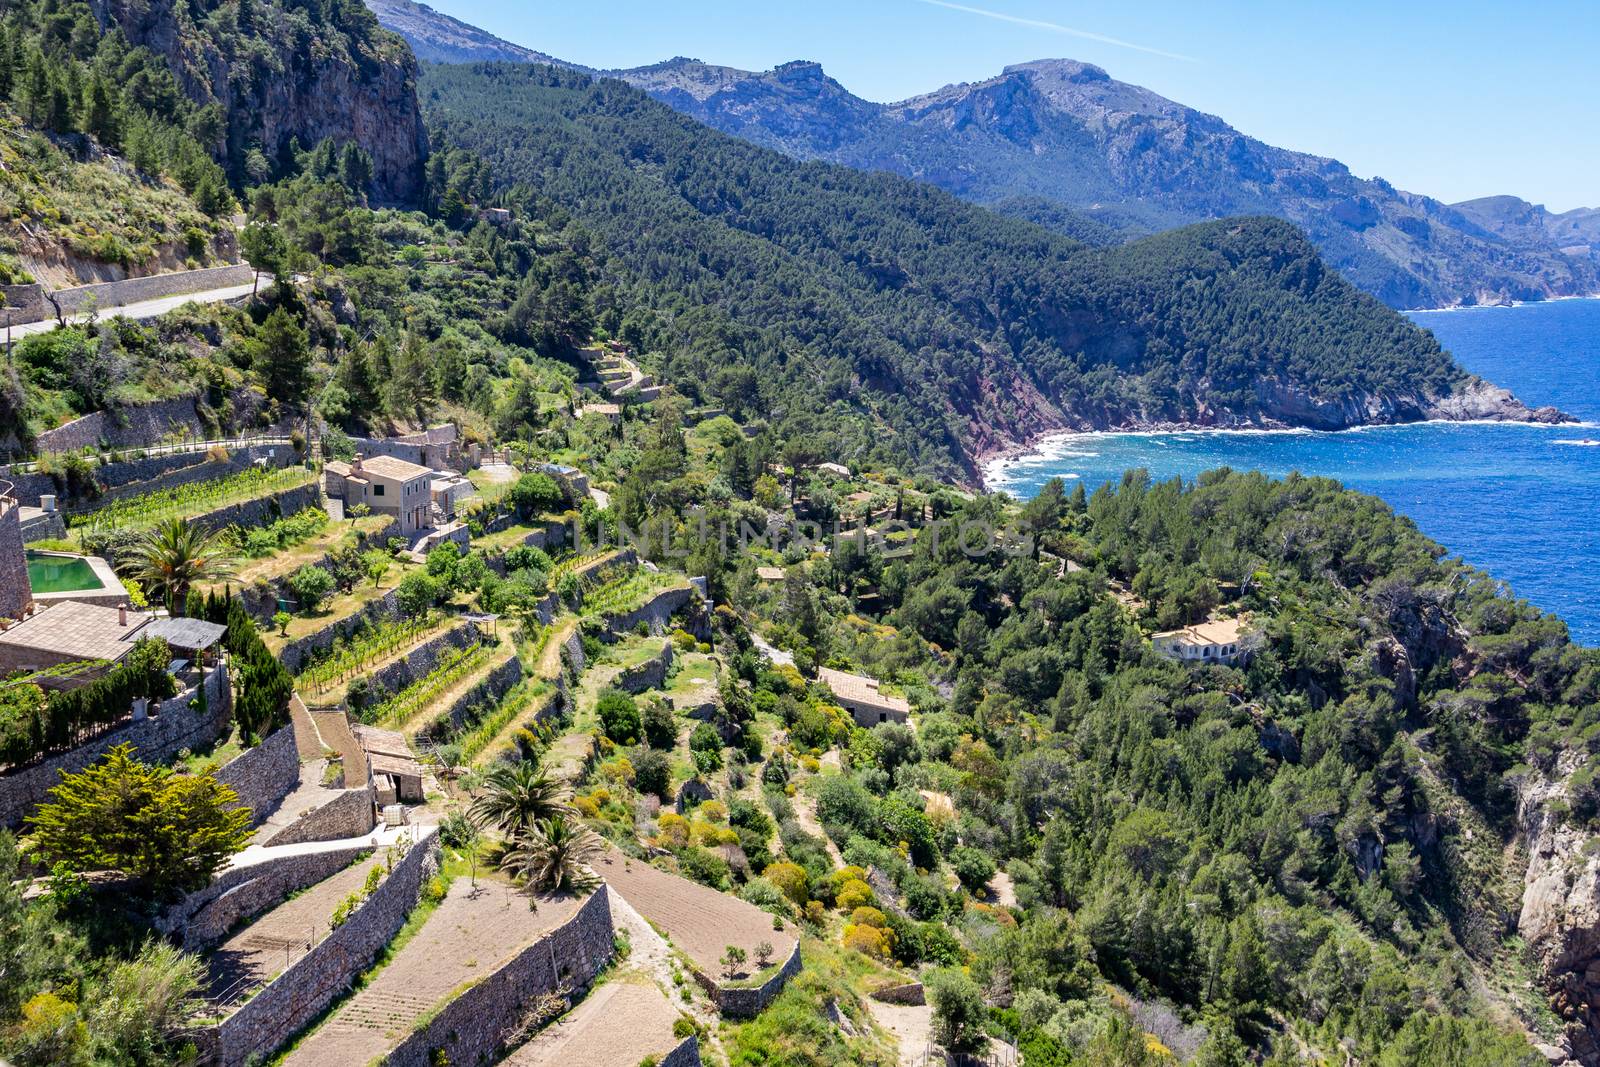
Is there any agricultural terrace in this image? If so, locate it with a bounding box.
[594,848,797,985]
[220,511,393,591]
[67,464,317,534]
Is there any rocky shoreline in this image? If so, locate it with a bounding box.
[972,377,1575,489]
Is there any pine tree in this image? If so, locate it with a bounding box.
[81,70,118,146]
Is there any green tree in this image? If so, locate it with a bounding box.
[26,745,252,898]
[240,221,291,298]
[248,306,311,403]
[596,689,641,745]
[468,762,568,837]
[129,517,234,615]
[501,815,602,893]
[288,564,336,612]
[926,967,987,1054]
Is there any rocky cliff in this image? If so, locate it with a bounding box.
[1520,758,1600,1065]
[95,0,427,203]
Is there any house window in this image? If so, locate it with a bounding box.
[373,484,385,497]
[879,712,888,724]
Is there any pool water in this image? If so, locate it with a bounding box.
[25,552,106,594]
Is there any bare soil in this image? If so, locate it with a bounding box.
[281,877,585,1066]
[593,849,795,983]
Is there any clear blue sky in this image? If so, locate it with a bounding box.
[425,0,1598,211]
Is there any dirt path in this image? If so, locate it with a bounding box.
[865,998,936,1067]
[793,780,844,868]
[281,878,585,1067]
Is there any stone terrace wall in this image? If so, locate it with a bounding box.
[603,586,703,641]
[660,1036,704,1067]
[215,725,300,827]
[261,787,374,848]
[360,624,476,706]
[480,520,571,569]
[383,885,614,1067]
[278,588,401,674]
[34,395,210,455]
[31,382,288,456]
[4,443,289,508]
[416,653,524,743]
[705,939,803,1018]
[177,841,374,952]
[870,982,926,1006]
[617,640,673,694]
[185,481,320,535]
[53,263,255,317]
[0,282,47,322]
[0,495,27,621]
[198,829,440,1067]
[0,663,231,827]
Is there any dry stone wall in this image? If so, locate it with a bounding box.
[176,841,374,952]
[616,640,674,694]
[31,383,290,455]
[50,263,255,318]
[197,829,441,1067]
[3,443,289,508]
[0,663,231,826]
[278,587,402,673]
[382,885,615,1067]
[215,725,300,827]
[704,940,803,1018]
[0,497,27,621]
[659,1036,704,1067]
[603,586,707,641]
[185,481,320,536]
[360,624,475,704]
[416,653,524,742]
[260,787,374,847]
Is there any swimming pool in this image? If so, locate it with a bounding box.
[25,551,108,594]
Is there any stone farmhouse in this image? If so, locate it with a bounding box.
[0,601,155,682]
[323,454,435,535]
[818,666,911,727]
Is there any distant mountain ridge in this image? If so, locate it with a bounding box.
[365,0,1599,310]
[363,0,582,67]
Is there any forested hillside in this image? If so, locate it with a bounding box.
[0,0,423,290]
[417,62,1556,478]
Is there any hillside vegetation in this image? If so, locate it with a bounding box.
[418,63,1505,477]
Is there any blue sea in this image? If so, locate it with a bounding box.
[985,298,1600,644]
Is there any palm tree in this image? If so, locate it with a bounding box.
[467,761,568,836]
[130,517,234,615]
[500,815,601,893]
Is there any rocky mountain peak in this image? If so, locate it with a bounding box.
[1001,57,1110,83]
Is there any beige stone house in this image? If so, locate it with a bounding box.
[0,601,154,687]
[818,666,911,727]
[324,454,434,535]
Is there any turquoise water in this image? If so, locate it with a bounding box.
[985,298,1600,644]
[25,551,106,594]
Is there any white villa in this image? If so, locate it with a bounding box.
[1151,618,1252,665]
